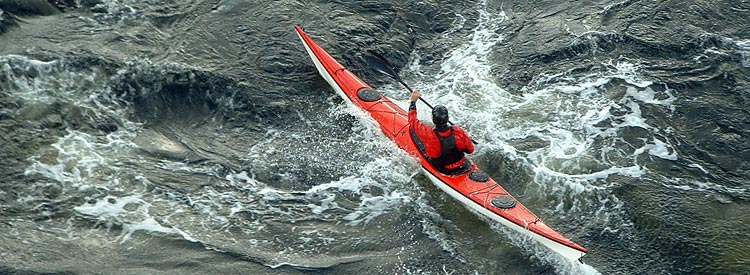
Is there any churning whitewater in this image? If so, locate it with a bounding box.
[1,0,749,274]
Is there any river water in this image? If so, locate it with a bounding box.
[1,0,749,274]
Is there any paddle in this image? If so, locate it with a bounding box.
[365,50,478,144]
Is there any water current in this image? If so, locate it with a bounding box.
[1,0,749,274]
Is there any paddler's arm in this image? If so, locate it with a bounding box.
[458,127,475,154]
[408,90,420,125]
[409,90,420,111]
[408,90,433,134]
[408,89,440,157]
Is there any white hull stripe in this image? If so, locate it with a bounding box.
[422,168,585,261]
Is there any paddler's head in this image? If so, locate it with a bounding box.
[432,105,449,126]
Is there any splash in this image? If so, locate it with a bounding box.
[491,223,602,275]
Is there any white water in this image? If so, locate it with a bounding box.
[379,0,686,273]
[6,4,742,274]
[4,0,748,273]
[411,3,677,189]
[8,60,422,267]
[693,35,750,68]
[40,142,223,244]
[6,55,202,245]
[740,39,750,67]
[239,99,420,224]
[0,4,649,271]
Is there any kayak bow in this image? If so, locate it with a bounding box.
[294,25,587,261]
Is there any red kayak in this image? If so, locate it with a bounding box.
[294,25,587,261]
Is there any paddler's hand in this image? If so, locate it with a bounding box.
[410,90,420,102]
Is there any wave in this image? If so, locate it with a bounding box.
[3,0,749,273]
[0,8,18,34]
[525,30,749,84]
[3,53,457,272]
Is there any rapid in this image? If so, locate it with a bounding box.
[1,0,749,274]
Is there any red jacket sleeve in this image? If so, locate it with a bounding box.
[408,108,423,129]
[453,127,474,154]
[409,108,432,134]
[408,103,434,139]
[408,102,440,158]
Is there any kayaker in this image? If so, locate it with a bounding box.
[408,90,474,175]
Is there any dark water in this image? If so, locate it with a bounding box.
[1,0,749,274]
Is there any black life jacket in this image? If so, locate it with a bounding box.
[431,127,465,170]
[410,126,466,174]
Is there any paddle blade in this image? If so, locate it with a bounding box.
[365,50,401,80]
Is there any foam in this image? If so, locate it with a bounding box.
[490,76,674,190]
[2,55,134,128]
[225,170,256,186]
[21,128,209,243]
[695,36,750,67]
[738,40,750,67]
[663,178,747,195]
[26,131,111,190]
[8,55,214,245]
[1,55,63,104]
[226,145,416,226]
[74,195,197,243]
[301,157,415,225]
[211,0,241,13]
[490,224,602,275]
[91,0,139,23]
[534,165,644,183]
[234,113,417,224]
[687,163,709,174]
[646,138,677,160]
[500,61,675,181]
[624,86,675,108]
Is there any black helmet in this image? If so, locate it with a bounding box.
[432,105,449,126]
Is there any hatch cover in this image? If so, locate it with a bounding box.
[357,88,380,102]
[491,195,516,209]
[469,170,489,182]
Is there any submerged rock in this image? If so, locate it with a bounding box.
[133,128,206,163]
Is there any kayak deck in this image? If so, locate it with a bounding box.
[294,25,587,261]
